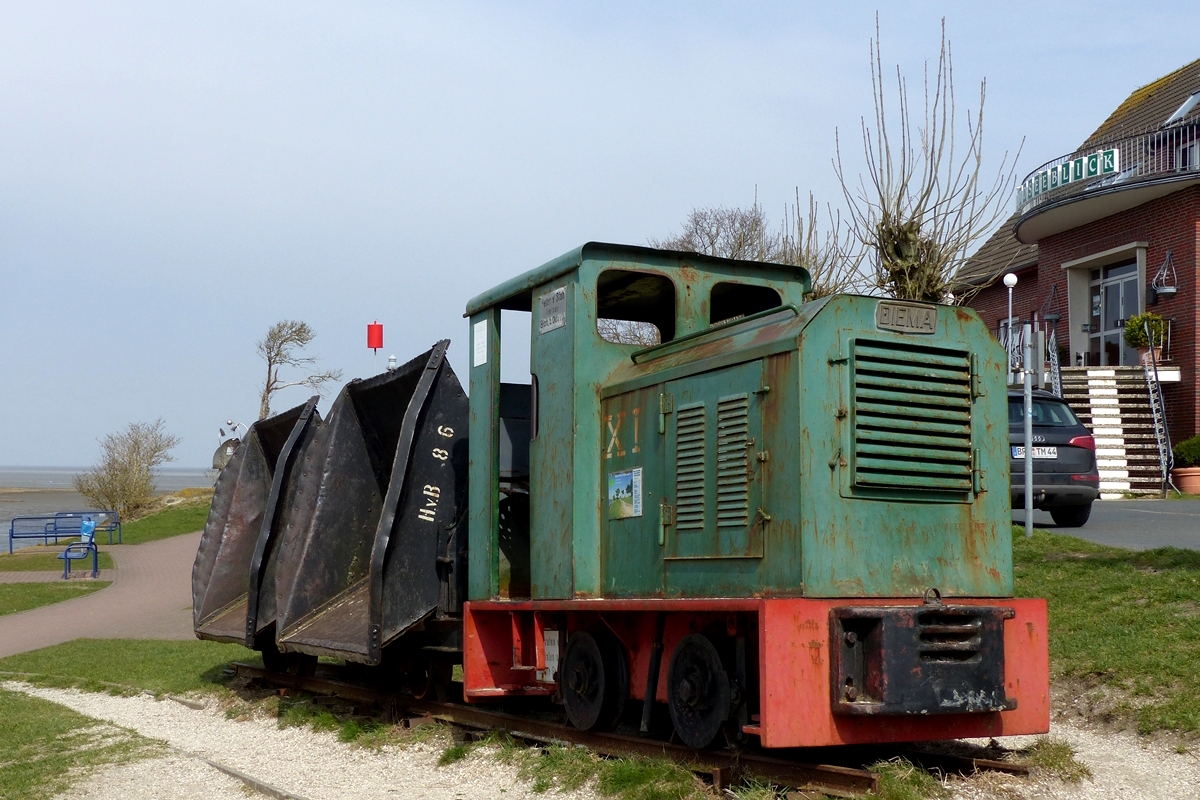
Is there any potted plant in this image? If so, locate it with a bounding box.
[1172,435,1200,494]
[1123,312,1167,362]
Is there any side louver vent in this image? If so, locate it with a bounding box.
[675,403,706,530]
[917,610,983,662]
[853,339,973,493]
[716,394,750,527]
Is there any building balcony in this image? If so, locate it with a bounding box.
[1013,118,1200,243]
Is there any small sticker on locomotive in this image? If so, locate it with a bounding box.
[876,301,937,334]
[539,286,567,334]
[537,630,559,683]
[607,467,643,519]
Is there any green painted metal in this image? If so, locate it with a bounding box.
[467,243,1010,603]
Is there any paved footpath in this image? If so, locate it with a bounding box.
[0,531,201,658]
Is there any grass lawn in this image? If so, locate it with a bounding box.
[1013,526,1200,733]
[0,582,111,617]
[0,688,163,800]
[0,549,115,572]
[0,639,259,696]
[120,501,211,546]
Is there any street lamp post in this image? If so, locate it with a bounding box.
[1004,273,1018,382]
[1002,274,1034,539]
[1023,323,1034,539]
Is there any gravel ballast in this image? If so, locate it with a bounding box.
[6,681,1200,799]
[3,682,595,800]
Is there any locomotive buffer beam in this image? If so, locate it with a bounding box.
[233,663,878,797]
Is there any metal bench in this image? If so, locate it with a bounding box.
[58,527,99,579]
[7,511,121,554]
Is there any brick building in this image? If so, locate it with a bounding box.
[961,58,1200,493]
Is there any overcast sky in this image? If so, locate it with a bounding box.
[2,1,1197,468]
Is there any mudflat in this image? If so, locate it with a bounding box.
[0,489,98,552]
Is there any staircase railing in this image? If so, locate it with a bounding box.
[1143,320,1177,497]
[1048,327,1063,397]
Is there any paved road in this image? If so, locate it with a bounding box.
[0,531,200,658]
[1013,498,1200,550]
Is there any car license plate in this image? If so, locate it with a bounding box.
[1012,446,1057,459]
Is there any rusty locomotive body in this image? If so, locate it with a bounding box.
[193,242,1049,749]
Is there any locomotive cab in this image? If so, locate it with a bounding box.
[465,242,809,604]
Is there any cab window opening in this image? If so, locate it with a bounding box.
[596,269,675,345]
[710,282,782,325]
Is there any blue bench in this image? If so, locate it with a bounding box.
[58,524,99,579]
[8,511,121,554]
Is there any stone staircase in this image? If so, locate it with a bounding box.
[1059,367,1164,498]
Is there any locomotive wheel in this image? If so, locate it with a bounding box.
[261,641,317,677]
[561,631,628,732]
[667,633,730,750]
[409,653,454,701]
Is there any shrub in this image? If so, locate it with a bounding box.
[1173,435,1200,469]
[1123,312,1167,349]
[74,419,181,518]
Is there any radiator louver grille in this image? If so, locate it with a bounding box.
[917,610,982,662]
[853,340,973,492]
[675,404,706,530]
[716,394,750,527]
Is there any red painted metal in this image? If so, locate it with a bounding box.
[463,597,1050,748]
[367,321,383,352]
[755,597,1049,747]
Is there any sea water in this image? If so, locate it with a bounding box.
[0,467,213,552]
[0,467,213,491]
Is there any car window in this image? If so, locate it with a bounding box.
[1008,398,1082,427]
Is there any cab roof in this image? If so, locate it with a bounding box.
[463,241,810,317]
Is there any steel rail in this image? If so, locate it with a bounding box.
[233,663,878,797]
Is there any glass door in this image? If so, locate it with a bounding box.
[1088,263,1140,366]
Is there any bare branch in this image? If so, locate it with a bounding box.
[834,14,1023,304]
[652,190,864,302]
[258,320,343,419]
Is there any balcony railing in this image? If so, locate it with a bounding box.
[1016,117,1200,216]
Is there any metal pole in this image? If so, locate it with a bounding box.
[1024,323,1034,538]
[1007,287,1014,382]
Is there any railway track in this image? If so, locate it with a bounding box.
[233,663,1030,798]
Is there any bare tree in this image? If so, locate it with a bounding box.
[596,318,661,347]
[257,320,342,419]
[650,200,779,263]
[778,190,863,299]
[651,191,862,300]
[834,16,1022,304]
[74,419,181,518]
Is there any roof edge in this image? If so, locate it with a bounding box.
[464,241,811,317]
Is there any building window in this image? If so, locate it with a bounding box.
[1086,262,1139,366]
[1179,141,1198,171]
[1163,91,1200,127]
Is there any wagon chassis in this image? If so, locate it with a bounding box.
[233,662,1031,798]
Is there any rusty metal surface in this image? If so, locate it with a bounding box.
[897,748,1031,777]
[830,601,1012,716]
[193,400,318,644]
[246,399,321,646]
[275,343,469,664]
[232,662,878,796]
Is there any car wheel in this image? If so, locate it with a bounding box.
[1050,503,1092,528]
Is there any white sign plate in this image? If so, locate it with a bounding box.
[473,320,488,367]
[538,287,567,334]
